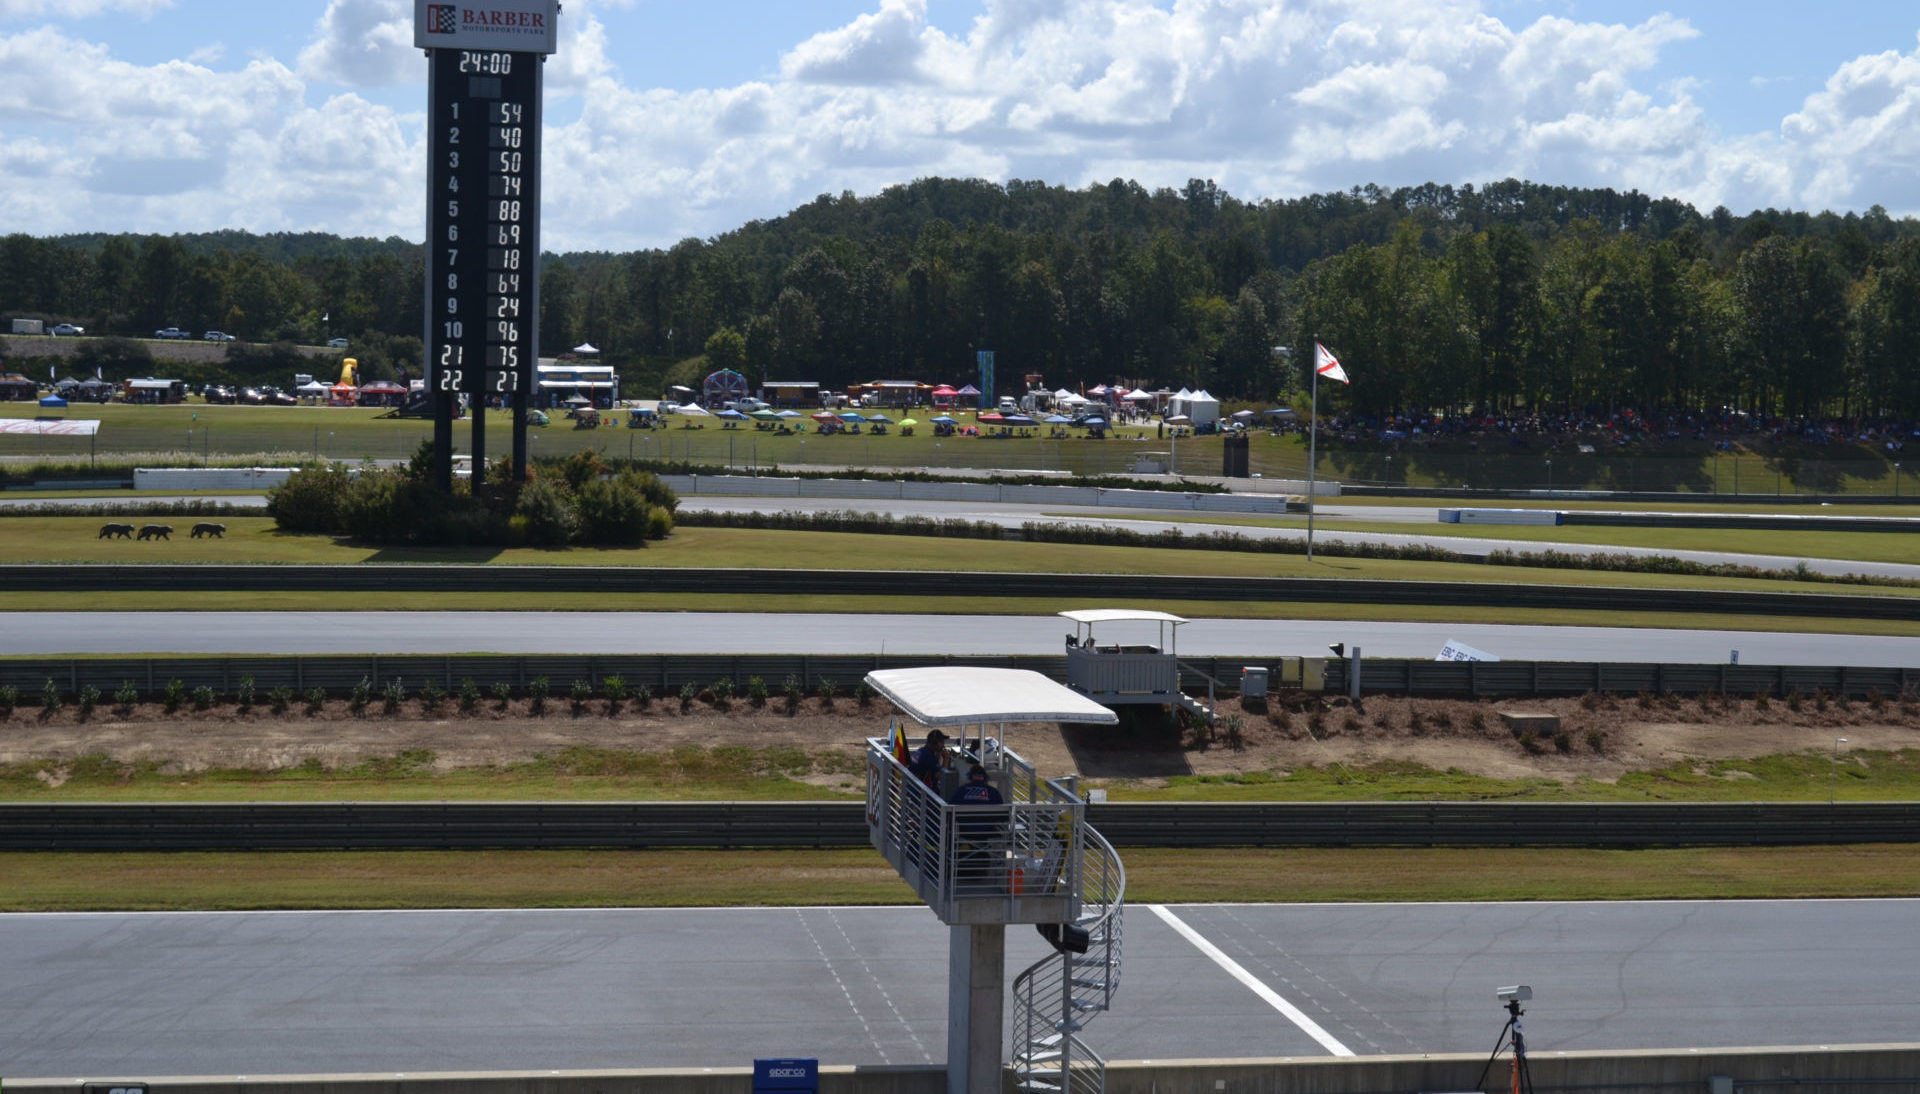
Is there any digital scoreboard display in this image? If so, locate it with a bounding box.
[426,50,539,399]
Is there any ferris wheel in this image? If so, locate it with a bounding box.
[703,368,749,403]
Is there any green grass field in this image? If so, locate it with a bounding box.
[3,401,1909,493]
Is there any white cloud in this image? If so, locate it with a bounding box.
[0,0,169,16]
[8,0,1920,251]
[296,0,417,88]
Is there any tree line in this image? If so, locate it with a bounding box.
[4,177,1918,417]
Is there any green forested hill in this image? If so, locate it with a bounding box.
[4,177,1918,417]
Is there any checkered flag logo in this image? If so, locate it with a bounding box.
[426,4,457,34]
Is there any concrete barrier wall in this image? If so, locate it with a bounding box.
[1440,508,1566,526]
[16,1045,1916,1094]
[134,468,297,491]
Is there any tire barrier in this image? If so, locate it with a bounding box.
[4,801,1916,852]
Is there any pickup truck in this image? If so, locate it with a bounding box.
[154,327,191,340]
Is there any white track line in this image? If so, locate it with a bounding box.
[1147,904,1354,1057]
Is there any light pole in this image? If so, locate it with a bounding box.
[1545,458,1553,491]
[1830,737,1848,804]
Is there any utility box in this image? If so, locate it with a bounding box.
[1221,433,1250,477]
[1240,666,1268,699]
[12,318,45,335]
[1300,657,1328,692]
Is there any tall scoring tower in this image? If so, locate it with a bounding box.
[416,0,559,491]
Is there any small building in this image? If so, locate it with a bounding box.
[535,360,617,409]
[848,379,926,408]
[124,377,185,404]
[760,380,820,407]
[1060,608,1213,723]
[0,373,37,401]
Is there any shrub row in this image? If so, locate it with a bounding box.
[267,446,677,547]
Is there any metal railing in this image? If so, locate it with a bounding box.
[1012,816,1125,1094]
[865,738,1083,924]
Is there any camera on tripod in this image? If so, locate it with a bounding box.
[1497,985,1532,1004]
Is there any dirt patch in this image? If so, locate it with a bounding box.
[4,690,1918,786]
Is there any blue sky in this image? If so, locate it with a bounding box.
[2,0,1917,251]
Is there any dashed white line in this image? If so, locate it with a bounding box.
[1147,904,1354,1057]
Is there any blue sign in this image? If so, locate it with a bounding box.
[976,349,994,406]
[754,1058,819,1093]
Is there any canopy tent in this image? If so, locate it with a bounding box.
[296,380,331,395]
[749,409,782,422]
[837,410,865,421]
[930,415,958,424]
[572,343,599,354]
[930,385,958,396]
[1004,414,1037,426]
[956,384,980,395]
[776,409,803,418]
[1053,388,1076,401]
[1122,389,1154,400]
[899,417,918,427]
[716,408,748,420]
[675,403,712,417]
[564,395,594,406]
[865,413,893,423]
[1044,414,1071,424]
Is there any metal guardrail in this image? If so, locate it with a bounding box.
[4,801,1916,852]
[1,564,1911,619]
[4,653,1913,699]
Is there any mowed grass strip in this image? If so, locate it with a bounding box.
[6,517,1917,602]
[3,844,1918,912]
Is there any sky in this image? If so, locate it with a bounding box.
[1,0,1918,253]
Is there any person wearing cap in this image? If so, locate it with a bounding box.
[908,729,950,790]
[947,764,1007,867]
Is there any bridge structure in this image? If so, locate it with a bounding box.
[863,667,1127,1094]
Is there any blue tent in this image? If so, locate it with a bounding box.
[38,396,67,408]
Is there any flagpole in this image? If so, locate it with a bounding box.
[1306,345,1318,563]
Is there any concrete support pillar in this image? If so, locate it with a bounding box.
[948,923,1006,1094]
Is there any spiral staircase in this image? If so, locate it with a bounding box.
[1011,824,1126,1094]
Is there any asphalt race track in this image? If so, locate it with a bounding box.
[7,611,1920,665]
[6,900,1917,1079]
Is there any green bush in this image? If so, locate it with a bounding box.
[42,677,62,713]
[164,677,186,713]
[603,674,626,714]
[511,482,578,547]
[747,676,768,707]
[420,680,446,711]
[350,677,372,713]
[491,681,513,708]
[574,471,655,545]
[712,676,734,701]
[236,675,256,710]
[459,677,480,712]
[854,679,874,707]
[784,674,805,715]
[77,683,100,719]
[816,677,838,705]
[114,679,138,712]
[632,683,652,710]
[679,681,697,712]
[528,676,550,714]
[269,686,292,714]
[570,679,593,715]
[382,678,407,713]
[191,685,215,711]
[266,464,356,533]
[305,686,326,713]
[645,506,675,540]
[0,684,15,714]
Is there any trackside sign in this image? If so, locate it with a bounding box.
[414,0,559,53]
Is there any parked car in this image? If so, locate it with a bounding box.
[154,327,191,339]
[51,323,84,336]
[262,386,297,406]
[327,337,349,348]
[238,387,265,405]
[203,330,236,342]
[203,385,237,404]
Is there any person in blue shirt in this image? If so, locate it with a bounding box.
[948,764,1006,853]
[908,729,949,790]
